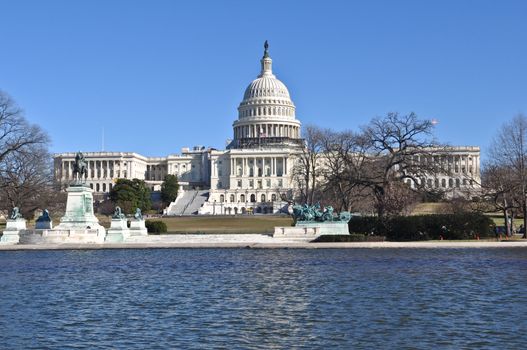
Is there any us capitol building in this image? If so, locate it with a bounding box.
[54,43,481,215]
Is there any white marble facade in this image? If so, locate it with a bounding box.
[53,43,481,213]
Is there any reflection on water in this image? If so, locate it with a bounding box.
[0,248,526,349]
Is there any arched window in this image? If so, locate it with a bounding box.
[234,207,238,214]
[90,183,94,189]
[230,194,235,202]
[449,179,454,187]
[261,194,266,202]
[456,179,460,188]
[271,194,277,201]
[441,179,446,188]
[103,183,106,192]
[220,194,225,203]
[250,194,256,202]
[96,183,100,192]
[240,194,245,202]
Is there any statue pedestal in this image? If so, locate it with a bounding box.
[1,219,27,244]
[273,221,349,238]
[35,218,53,230]
[129,219,148,236]
[55,185,105,236]
[105,219,130,242]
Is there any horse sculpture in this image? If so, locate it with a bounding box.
[292,203,350,223]
[72,152,87,182]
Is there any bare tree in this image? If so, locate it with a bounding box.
[320,129,370,212]
[0,90,53,216]
[359,112,445,218]
[292,125,325,205]
[481,163,519,236]
[485,114,527,234]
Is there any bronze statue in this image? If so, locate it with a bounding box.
[72,151,87,182]
[112,206,126,220]
[36,209,51,222]
[9,207,22,220]
[263,40,269,58]
[133,208,143,220]
[292,203,351,223]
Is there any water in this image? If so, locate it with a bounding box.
[0,248,526,349]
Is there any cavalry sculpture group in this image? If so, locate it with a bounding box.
[292,203,351,223]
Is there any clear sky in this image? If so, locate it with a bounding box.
[1,0,525,158]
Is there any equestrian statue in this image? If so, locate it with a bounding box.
[72,151,88,183]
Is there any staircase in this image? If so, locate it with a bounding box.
[166,190,209,215]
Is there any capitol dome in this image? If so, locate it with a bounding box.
[232,41,302,148]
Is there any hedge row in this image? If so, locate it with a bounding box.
[312,234,386,243]
[145,220,167,234]
[348,213,494,241]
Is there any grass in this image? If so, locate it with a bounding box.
[411,202,449,215]
[147,215,293,234]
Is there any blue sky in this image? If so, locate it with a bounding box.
[1,0,525,158]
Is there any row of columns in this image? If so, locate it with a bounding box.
[239,106,294,118]
[234,124,300,139]
[61,159,130,180]
[229,156,287,177]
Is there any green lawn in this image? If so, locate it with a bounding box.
[149,215,293,234]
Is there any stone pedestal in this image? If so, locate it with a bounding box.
[105,219,130,242]
[129,219,148,236]
[1,219,27,244]
[55,184,105,236]
[273,221,349,238]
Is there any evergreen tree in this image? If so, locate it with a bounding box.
[109,178,151,214]
[161,174,179,206]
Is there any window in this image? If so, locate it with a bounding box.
[266,179,271,187]
[455,179,460,188]
[250,194,256,202]
[271,194,277,201]
[261,194,266,202]
[249,180,254,188]
[240,194,245,202]
[230,194,235,203]
[449,179,453,187]
[237,180,242,188]
[220,195,225,203]
[441,179,446,188]
[278,179,283,187]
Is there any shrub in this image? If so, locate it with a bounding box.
[348,213,494,241]
[145,220,167,234]
[312,234,385,243]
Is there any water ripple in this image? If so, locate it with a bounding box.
[0,248,526,349]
